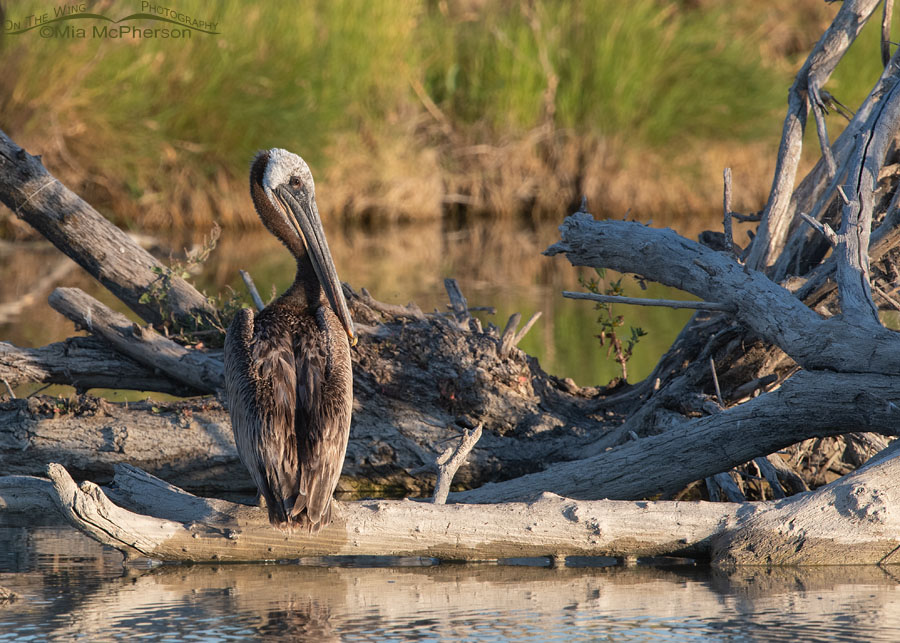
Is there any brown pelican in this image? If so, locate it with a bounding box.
[224,148,356,532]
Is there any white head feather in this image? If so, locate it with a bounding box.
[262,148,315,193]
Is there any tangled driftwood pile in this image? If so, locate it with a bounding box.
[2,0,900,565]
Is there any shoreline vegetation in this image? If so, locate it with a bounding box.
[0,0,888,235]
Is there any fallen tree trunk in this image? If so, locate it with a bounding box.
[0,129,219,330]
[451,370,900,503]
[3,450,899,565]
[48,287,225,393]
[0,336,203,397]
[544,213,900,374]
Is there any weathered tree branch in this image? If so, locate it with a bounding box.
[563,291,732,312]
[48,287,224,394]
[772,46,900,282]
[431,424,482,504]
[0,128,218,329]
[451,370,900,503]
[832,69,900,325]
[39,463,737,562]
[0,336,203,396]
[746,0,881,271]
[545,212,900,374]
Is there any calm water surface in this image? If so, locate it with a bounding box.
[2,525,900,641]
[1,216,723,390]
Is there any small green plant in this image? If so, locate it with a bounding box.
[578,268,647,382]
[138,223,244,347]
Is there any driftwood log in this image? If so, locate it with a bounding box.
[0,129,218,330]
[2,447,899,564]
[1,1,900,565]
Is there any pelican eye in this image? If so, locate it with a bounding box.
[289,176,302,189]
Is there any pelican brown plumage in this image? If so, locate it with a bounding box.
[224,148,356,532]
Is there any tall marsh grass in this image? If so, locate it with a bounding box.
[0,0,890,230]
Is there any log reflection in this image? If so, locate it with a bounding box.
[4,532,900,642]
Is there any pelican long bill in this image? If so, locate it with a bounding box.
[274,186,357,347]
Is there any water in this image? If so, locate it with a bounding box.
[0,216,715,392]
[2,525,900,641]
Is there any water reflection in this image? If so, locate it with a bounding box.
[2,526,900,641]
[1,217,702,389]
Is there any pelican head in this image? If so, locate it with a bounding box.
[253,148,357,346]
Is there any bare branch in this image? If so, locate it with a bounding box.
[833,71,900,325]
[355,286,425,320]
[753,456,787,499]
[499,313,522,358]
[810,85,837,179]
[883,0,895,67]
[513,311,542,346]
[0,337,205,396]
[874,283,900,313]
[0,129,219,329]
[444,278,470,326]
[563,291,733,312]
[722,168,734,253]
[799,212,838,246]
[709,357,724,407]
[432,424,483,504]
[746,0,882,271]
[48,287,223,394]
[548,214,900,373]
[239,270,264,311]
[452,370,900,504]
[837,184,851,205]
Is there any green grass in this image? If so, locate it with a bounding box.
[418,0,785,146]
[1,0,890,227]
[2,1,418,184]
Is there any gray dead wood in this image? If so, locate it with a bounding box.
[499,312,521,358]
[450,370,900,504]
[0,396,245,492]
[1,281,612,494]
[705,473,745,503]
[239,270,265,311]
[763,453,810,495]
[884,0,895,67]
[746,0,882,271]
[563,291,732,312]
[4,456,900,565]
[0,336,203,396]
[753,456,786,499]
[772,47,900,282]
[444,278,470,326]
[0,129,218,329]
[712,442,900,565]
[830,66,900,325]
[33,463,737,562]
[431,424,482,504]
[722,167,734,253]
[48,287,224,394]
[545,212,900,374]
[353,286,424,320]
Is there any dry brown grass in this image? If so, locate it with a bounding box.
[2,119,791,240]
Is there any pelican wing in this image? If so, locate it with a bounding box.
[225,307,300,525]
[289,307,353,527]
